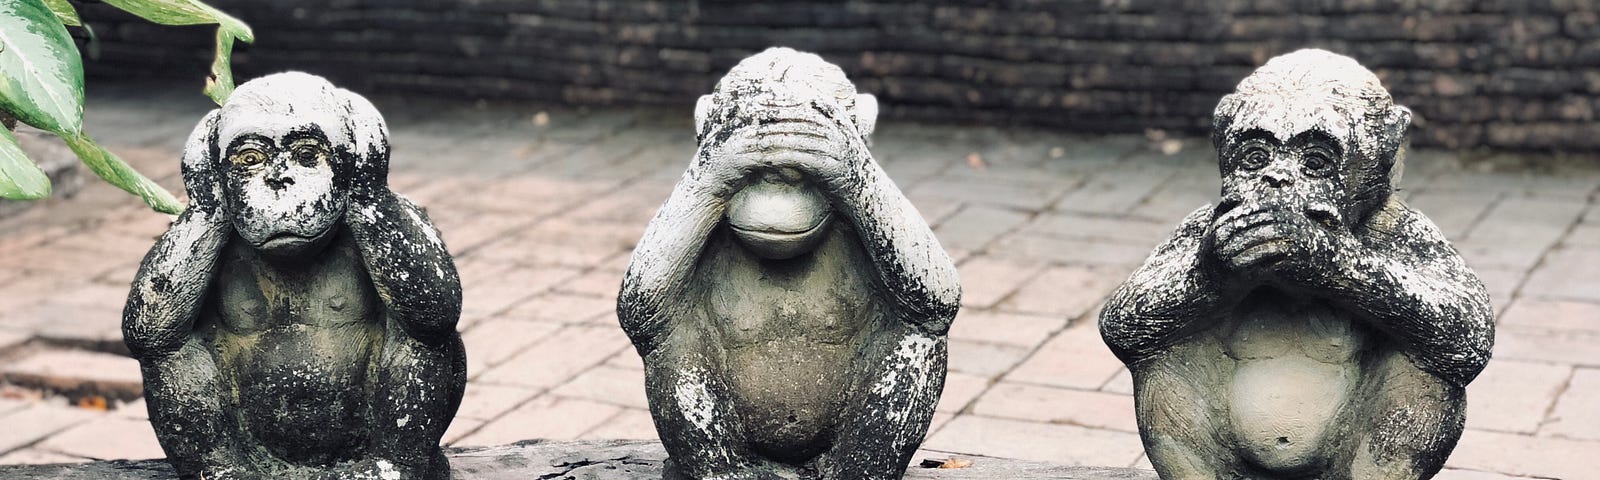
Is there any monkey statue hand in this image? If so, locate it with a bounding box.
[1207,200,1363,291]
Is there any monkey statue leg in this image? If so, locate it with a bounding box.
[362,323,467,478]
[138,334,238,478]
[815,325,946,480]
[1133,340,1234,480]
[645,327,786,480]
[1346,352,1465,480]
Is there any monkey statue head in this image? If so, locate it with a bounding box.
[196,72,388,258]
[693,47,877,260]
[1211,49,1411,237]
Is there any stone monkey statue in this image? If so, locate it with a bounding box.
[618,47,961,480]
[1099,49,1494,480]
[123,72,465,480]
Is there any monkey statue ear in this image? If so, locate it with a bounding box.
[853,93,878,140]
[339,90,391,184]
[694,94,715,139]
[1381,105,1412,185]
[180,109,224,211]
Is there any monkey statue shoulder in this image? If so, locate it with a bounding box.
[619,47,961,480]
[1099,49,1494,480]
[123,72,466,480]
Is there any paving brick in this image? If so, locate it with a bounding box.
[1129,176,1218,224]
[955,256,1046,309]
[947,339,1031,378]
[1404,189,1500,240]
[1100,368,1134,395]
[1492,325,1600,368]
[999,266,1125,319]
[934,205,1031,251]
[36,416,164,461]
[1432,468,1528,480]
[1007,321,1125,390]
[910,175,1069,212]
[441,212,534,255]
[441,417,485,446]
[551,365,648,410]
[1472,267,1524,315]
[456,383,542,421]
[579,408,659,441]
[476,219,641,270]
[988,234,1154,267]
[454,395,622,446]
[1464,360,1570,434]
[970,382,1138,433]
[0,448,87,465]
[501,293,616,325]
[551,268,626,299]
[460,319,561,380]
[1499,298,1600,332]
[1054,165,1177,215]
[1427,171,1599,199]
[459,266,584,321]
[1446,429,1599,480]
[936,371,991,414]
[0,331,27,355]
[1016,212,1176,246]
[1459,197,1588,270]
[1543,367,1600,441]
[0,350,142,400]
[1523,247,1600,303]
[0,403,97,453]
[949,310,1066,348]
[478,325,631,388]
[924,415,1145,466]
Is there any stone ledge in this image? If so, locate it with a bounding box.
[0,439,1158,479]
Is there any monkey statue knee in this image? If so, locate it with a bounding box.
[1099,49,1493,480]
[123,72,466,480]
[618,47,961,480]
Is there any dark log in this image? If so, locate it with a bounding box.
[0,439,1159,479]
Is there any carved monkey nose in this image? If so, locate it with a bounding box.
[265,173,295,190]
[1261,170,1294,188]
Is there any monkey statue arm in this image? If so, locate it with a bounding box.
[822,155,961,333]
[618,163,729,355]
[122,110,238,476]
[1317,199,1494,387]
[345,188,463,338]
[1099,206,1227,365]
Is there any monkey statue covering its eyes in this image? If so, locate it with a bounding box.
[123,72,465,480]
[618,47,961,480]
[1099,49,1494,480]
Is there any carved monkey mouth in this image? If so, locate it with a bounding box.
[730,210,833,240]
[255,223,336,253]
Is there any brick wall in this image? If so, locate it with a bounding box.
[80,1,1600,151]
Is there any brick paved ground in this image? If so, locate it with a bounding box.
[0,85,1596,479]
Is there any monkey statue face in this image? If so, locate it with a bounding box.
[215,75,356,258]
[725,167,834,260]
[1216,129,1349,239]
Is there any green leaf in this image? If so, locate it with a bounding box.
[62,133,182,213]
[0,0,85,136]
[41,0,81,27]
[0,127,51,200]
[101,0,253,104]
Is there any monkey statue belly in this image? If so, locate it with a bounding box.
[124,72,465,480]
[1100,49,1493,480]
[619,48,961,480]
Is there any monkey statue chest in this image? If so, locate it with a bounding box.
[206,233,385,463]
[1217,288,1375,471]
[695,227,879,455]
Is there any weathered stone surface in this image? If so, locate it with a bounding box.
[618,48,962,479]
[122,73,466,479]
[0,440,1159,479]
[1100,50,1494,479]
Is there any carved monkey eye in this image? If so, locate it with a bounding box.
[1239,147,1270,171]
[1303,148,1336,177]
[230,149,267,168]
[289,140,327,167]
